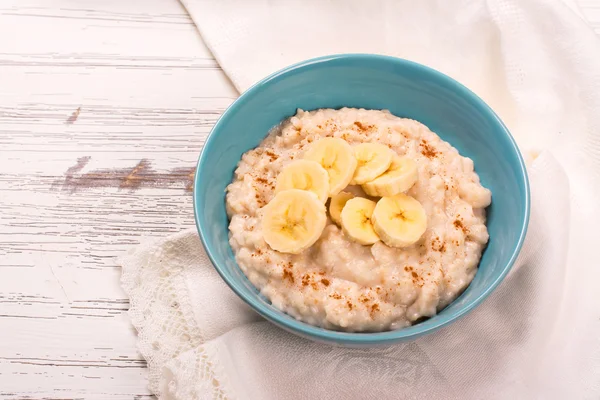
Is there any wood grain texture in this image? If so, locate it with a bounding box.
[0,0,598,398]
[0,0,235,398]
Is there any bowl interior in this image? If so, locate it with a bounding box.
[194,54,529,346]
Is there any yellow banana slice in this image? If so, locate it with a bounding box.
[362,156,418,197]
[340,197,380,245]
[275,159,329,203]
[329,191,355,226]
[372,194,427,248]
[351,143,393,184]
[262,189,327,254]
[304,137,358,196]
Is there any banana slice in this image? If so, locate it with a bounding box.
[362,156,418,197]
[329,191,355,226]
[275,160,329,203]
[340,197,380,245]
[262,189,327,254]
[372,194,427,248]
[304,137,358,196]
[351,143,393,184]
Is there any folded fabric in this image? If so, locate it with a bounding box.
[121,153,584,399]
[121,0,600,398]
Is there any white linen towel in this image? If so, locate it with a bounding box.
[120,0,600,398]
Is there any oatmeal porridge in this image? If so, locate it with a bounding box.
[225,108,491,332]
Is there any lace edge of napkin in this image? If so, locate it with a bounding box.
[119,232,234,399]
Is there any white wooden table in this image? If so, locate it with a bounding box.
[0,1,598,398]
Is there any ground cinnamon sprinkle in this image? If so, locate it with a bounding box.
[254,193,265,207]
[431,236,447,253]
[301,274,310,287]
[255,177,268,185]
[330,293,342,300]
[354,121,374,132]
[346,301,354,310]
[265,150,278,161]
[419,139,438,159]
[282,269,294,284]
[324,119,339,134]
[301,273,319,290]
[321,278,330,287]
[371,304,380,313]
[410,269,424,287]
[453,219,469,234]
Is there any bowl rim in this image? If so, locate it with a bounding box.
[193,53,531,345]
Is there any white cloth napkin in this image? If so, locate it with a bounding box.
[120,0,600,398]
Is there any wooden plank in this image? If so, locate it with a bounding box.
[0,0,235,397]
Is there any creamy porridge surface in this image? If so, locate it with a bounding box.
[225,108,491,332]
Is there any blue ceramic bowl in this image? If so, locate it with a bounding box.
[194,54,530,347]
